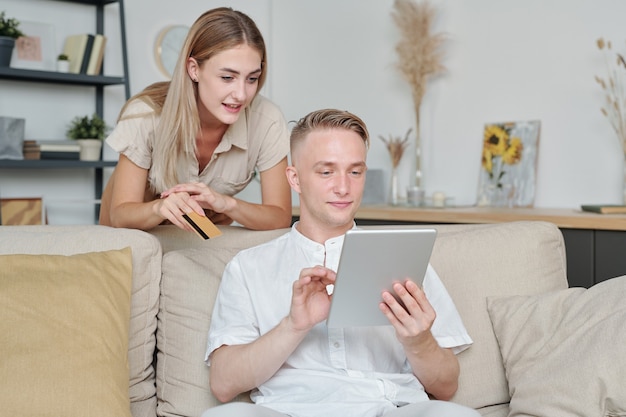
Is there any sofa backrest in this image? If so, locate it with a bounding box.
[429,221,568,409]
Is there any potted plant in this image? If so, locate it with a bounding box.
[0,11,25,67]
[56,53,69,73]
[66,113,109,161]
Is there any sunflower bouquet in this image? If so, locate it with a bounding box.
[481,123,524,188]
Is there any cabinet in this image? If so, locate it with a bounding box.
[0,0,130,221]
[292,205,626,288]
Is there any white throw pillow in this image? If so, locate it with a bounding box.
[487,276,626,417]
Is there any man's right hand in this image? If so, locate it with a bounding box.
[288,266,336,332]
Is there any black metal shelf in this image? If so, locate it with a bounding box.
[0,159,117,169]
[0,67,125,87]
[1,0,129,223]
[47,0,119,5]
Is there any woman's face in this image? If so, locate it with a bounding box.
[189,44,262,126]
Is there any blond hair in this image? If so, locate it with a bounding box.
[290,109,370,162]
[117,7,267,192]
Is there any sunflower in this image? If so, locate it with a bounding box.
[482,148,494,174]
[483,125,509,156]
[481,123,525,188]
[503,137,523,165]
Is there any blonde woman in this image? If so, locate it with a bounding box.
[99,7,291,232]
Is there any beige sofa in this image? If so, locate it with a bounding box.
[1,221,624,417]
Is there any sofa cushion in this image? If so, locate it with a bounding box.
[487,276,626,417]
[155,226,289,417]
[0,226,162,417]
[427,221,568,410]
[0,249,133,417]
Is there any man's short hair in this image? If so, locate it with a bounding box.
[290,109,370,159]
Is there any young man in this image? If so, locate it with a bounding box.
[203,109,478,417]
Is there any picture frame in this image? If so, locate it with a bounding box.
[0,198,46,225]
[477,120,541,207]
[10,21,56,71]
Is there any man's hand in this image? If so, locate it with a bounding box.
[288,266,336,332]
[379,279,460,400]
[379,279,436,347]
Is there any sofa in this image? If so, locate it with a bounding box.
[1,221,624,417]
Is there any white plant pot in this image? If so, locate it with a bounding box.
[57,60,70,73]
[77,139,102,161]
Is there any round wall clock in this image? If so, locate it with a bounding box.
[154,25,189,78]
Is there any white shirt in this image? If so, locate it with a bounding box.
[206,224,473,417]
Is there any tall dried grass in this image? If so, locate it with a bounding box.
[392,0,446,186]
[595,37,626,153]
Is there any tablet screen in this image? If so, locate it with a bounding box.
[327,227,437,328]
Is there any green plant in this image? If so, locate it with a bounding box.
[0,11,25,39]
[57,53,69,61]
[66,113,109,140]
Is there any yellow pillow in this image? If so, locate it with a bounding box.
[0,248,133,417]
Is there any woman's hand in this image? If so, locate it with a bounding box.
[155,189,205,231]
[162,182,233,214]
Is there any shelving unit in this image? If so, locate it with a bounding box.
[0,0,130,221]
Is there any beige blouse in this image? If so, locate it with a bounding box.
[105,94,290,196]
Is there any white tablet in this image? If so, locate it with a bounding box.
[326,227,437,328]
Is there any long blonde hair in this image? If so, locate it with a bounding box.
[118,7,267,192]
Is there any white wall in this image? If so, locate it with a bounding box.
[1,0,624,224]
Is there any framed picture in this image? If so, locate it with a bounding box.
[0,198,46,225]
[477,120,541,207]
[10,21,56,71]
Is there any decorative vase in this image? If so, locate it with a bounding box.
[623,152,626,204]
[485,183,514,208]
[77,139,102,161]
[389,166,399,206]
[0,36,16,67]
[56,60,70,73]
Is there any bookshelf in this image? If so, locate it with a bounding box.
[0,0,130,221]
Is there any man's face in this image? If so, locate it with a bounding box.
[289,128,367,235]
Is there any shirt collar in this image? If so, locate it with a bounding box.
[216,102,252,153]
[289,221,358,248]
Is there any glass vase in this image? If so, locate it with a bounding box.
[623,152,626,204]
[389,166,399,206]
[485,183,514,208]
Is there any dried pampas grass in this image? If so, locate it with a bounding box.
[595,37,626,153]
[379,128,412,168]
[392,0,446,186]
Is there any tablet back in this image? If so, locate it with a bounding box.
[327,227,437,328]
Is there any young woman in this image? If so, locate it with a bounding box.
[99,7,291,232]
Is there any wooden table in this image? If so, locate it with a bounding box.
[292,205,626,287]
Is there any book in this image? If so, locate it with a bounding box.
[86,34,107,76]
[63,34,90,74]
[40,151,79,160]
[38,140,81,153]
[22,140,41,160]
[581,204,626,214]
[79,34,95,74]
